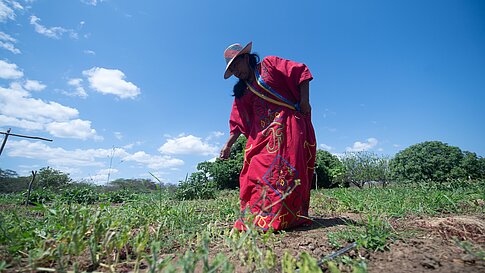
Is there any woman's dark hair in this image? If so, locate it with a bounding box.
[233,53,260,98]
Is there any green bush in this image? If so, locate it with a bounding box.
[103,189,136,203]
[337,152,391,188]
[59,185,99,204]
[22,189,56,204]
[314,149,345,188]
[175,172,217,200]
[35,167,72,189]
[390,141,484,183]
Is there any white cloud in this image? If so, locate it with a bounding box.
[123,143,134,149]
[207,157,217,163]
[319,143,333,151]
[83,49,95,55]
[1,83,78,122]
[159,134,218,156]
[0,41,20,54]
[89,168,119,184]
[0,0,22,22]
[66,78,87,98]
[30,15,78,39]
[114,132,123,140]
[0,60,23,79]
[0,115,43,130]
[82,67,140,99]
[45,119,102,140]
[0,31,20,54]
[24,80,46,91]
[206,131,224,141]
[0,83,100,140]
[7,141,183,174]
[123,151,184,169]
[81,0,100,6]
[7,0,22,10]
[122,141,142,150]
[6,140,106,167]
[346,138,378,152]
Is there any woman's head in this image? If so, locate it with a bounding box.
[224,42,252,79]
[228,53,259,81]
[231,53,260,98]
[224,42,260,98]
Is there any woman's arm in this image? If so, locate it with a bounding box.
[220,132,241,159]
[299,79,311,114]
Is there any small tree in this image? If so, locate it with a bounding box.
[108,178,157,192]
[175,171,217,200]
[390,141,465,183]
[0,169,18,179]
[35,167,71,189]
[458,151,485,180]
[338,151,391,188]
[314,150,344,188]
[0,168,29,193]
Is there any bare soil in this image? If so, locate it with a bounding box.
[3,213,484,272]
[208,213,485,272]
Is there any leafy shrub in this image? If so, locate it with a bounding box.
[390,141,484,182]
[314,149,345,188]
[175,172,217,200]
[35,167,72,189]
[22,189,56,204]
[59,186,99,204]
[197,136,246,190]
[103,189,136,203]
[337,152,391,188]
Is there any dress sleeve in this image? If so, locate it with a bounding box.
[265,56,313,87]
[229,99,250,138]
[261,56,313,103]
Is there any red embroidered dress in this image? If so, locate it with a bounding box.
[229,56,316,231]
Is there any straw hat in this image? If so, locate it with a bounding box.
[223,42,252,79]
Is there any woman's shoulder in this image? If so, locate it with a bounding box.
[262,55,284,65]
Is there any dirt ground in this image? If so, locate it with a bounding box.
[208,213,485,273]
[4,213,484,272]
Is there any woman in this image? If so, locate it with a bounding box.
[220,42,316,231]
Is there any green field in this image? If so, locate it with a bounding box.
[1,180,484,272]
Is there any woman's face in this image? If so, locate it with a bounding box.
[229,55,251,80]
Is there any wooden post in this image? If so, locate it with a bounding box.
[25,170,37,206]
[314,170,318,190]
[0,128,11,157]
[0,129,52,157]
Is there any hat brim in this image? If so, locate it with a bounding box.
[224,42,252,79]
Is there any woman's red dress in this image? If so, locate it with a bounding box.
[229,56,316,231]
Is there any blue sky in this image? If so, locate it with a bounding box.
[1,0,484,184]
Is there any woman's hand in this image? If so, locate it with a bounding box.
[220,145,232,160]
[220,133,240,160]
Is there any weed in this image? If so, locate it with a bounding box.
[455,239,485,261]
[356,214,393,252]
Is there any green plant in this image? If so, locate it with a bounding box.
[314,149,345,188]
[175,172,218,200]
[455,239,485,261]
[357,214,393,252]
[22,189,55,204]
[390,141,484,182]
[59,186,99,204]
[35,167,72,190]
